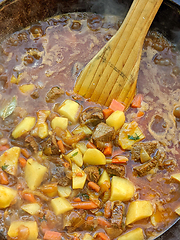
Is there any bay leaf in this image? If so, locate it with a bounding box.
[0,96,17,120]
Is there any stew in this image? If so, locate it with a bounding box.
[0,11,180,240]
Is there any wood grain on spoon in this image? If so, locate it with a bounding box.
[74,0,163,108]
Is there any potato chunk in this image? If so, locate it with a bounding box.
[126,200,153,225]
[110,176,135,201]
[0,147,20,176]
[98,170,110,187]
[171,173,180,182]
[12,117,36,139]
[51,197,73,215]
[8,221,38,240]
[117,228,144,240]
[106,110,125,131]
[21,203,41,215]
[25,158,47,190]
[72,163,87,189]
[57,186,71,198]
[65,148,83,167]
[83,148,106,165]
[51,116,68,130]
[19,84,35,94]
[58,99,82,123]
[0,185,17,208]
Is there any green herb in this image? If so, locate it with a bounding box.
[70,151,78,158]
[39,215,46,222]
[2,164,9,171]
[98,168,101,175]
[0,96,17,120]
[76,193,89,199]
[128,133,141,141]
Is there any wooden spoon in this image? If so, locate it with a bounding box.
[74,0,163,108]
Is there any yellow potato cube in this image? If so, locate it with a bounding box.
[72,163,87,189]
[140,147,151,163]
[117,228,144,240]
[0,147,20,176]
[58,99,82,123]
[51,116,68,130]
[57,186,71,198]
[19,84,35,93]
[83,148,106,165]
[8,221,38,240]
[171,173,180,182]
[72,125,92,135]
[106,110,125,131]
[12,117,36,139]
[110,176,135,202]
[0,185,17,208]
[98,170,110,187]
[65,148,83,167]
[51,197,73,215]
[126,200,153,225]
[76,142,87,154]
[21,203,41,215]
[25,158,47,190]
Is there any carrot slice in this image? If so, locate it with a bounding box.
[21,148,31,158]
[104,200,112,218]
[131,94,143,108]
[57,140,65,154]
[19,157,27,167]
[103,146,112,156]
[22,192,36,203]
[73,197,82,202]
[0,145,10,151]
[86,142,96,149]
[137,111,144,117]
[44,230,62,240]
[0,169,9,185]
[88,181,100,192]
[96,232,110,240]
[72,201,98,209]
[109,99,125,112]
[97,217,111,228]
[112,156,128,164]
[102,108,113,119]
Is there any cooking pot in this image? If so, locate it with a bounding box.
[0,0,180,239]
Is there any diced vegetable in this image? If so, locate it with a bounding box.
[8,221,38,240]
[25,158,47,190]
[140,147,151,163]
[12,117,36,139]
[110,176,135,201]
[88,181,100,192]
[51,116,68,130]
[0,185,17,208]
[118,121,145,150]
[102,108,114,119]
[106,110,125,131]
[117,228,144,240]
[44,230,62,240]
[109,99,125,112]
[83,233,94,240]
[58,99,82,123]
[150,206,164,226]
[131,94,143,108]
[98,170,110,187]
[65,148,83,167]
[76,142,87,154]
[72,125,92,135]
[72,201,98,209]
[19,84,35,93]
[126,200,153,225]
[21,203,41,215]
[83,148,106,165]
[0,146,20,175]
[57,186,71,198]
[171,173,180,182]
[51,197,73,215]
[175,206,180,215]
[72,163,87,189]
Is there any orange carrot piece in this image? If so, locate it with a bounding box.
[73,197,82,202]
[0,145,10,151]
[0,169,9,185]
[131,94,143,108]
[40,221,50,235]
[73,237,80,240]
[104,201,112,218]
[22,192,36,203]
[86,142,96,149]
[102,108,113,119]
[137,111,144,118]
[57,140,65,154]
[96,232,110,240]
[88,181,100,192]
[97,217,111,228]
[21,148,31,158]
[109,99,125,112]
[44,230,62,240]
[76,172,83,177]
[19,157,27,167]
[103,146,112,156]
[63,162,70,168]
[72,201,98,209]
[112,156,128,164]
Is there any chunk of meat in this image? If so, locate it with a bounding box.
[106,164,125,177]
[46,86,64,103]
[41,134,59,155]
[131,141,158,162]
[63,210,86,232]
[133,159,158,177]
[84,166,100,183]
[154,149,166,168]
[92,122,115,147]
[80,107,104,125]
[30,89,39,99]
[111,202,125,228]
[25,135,39,153]
[51,166,72,186]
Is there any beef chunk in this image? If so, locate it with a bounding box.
[106,164,125,177]
[30,89,39,99]
[92,122,115,146]
[63,210,86,232]
[84,166,100,183]
[51,166,72,186]
[131,141,158,162]
[80,107,104,125]
[25,135,39,153]
[154,149,166,168]
[46,86,64,103]
[41,134,59,155]
[111,202,125,228]
[133,159,158,177]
